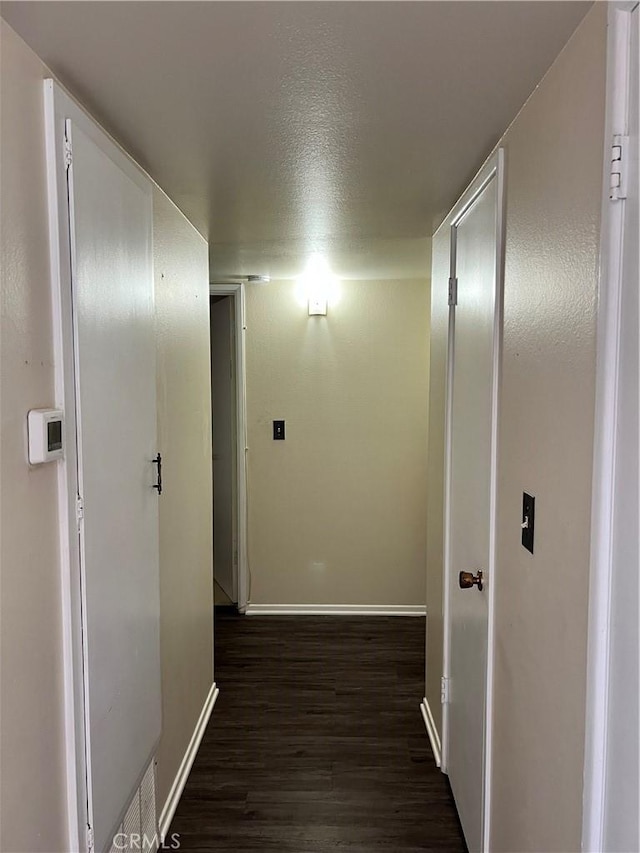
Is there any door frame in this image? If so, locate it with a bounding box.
[209,283,249,612]
[44,78,88,853]
[441,148,505,852]
[582,3,638,849]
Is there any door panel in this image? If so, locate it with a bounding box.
[67,120,161,853]
[447,176,498,852]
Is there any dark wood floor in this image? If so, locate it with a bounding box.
[170,612,466,852]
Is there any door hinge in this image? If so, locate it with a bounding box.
[610,134,629,200]
[441,676,450,705]
[76,496,84,528]
[448,277,458,307]
[64,137,73,169]
[86,825,94,853]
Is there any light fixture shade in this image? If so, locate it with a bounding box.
[308,295,327,316]
[297,254,338,315]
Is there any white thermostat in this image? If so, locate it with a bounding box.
[28,408,64,464]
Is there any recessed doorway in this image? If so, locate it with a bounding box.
[209,284,249,612]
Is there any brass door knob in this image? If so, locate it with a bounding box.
[459,570,483,591]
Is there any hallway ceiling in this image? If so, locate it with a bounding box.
[2,1,591,280]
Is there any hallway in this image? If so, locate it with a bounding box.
[170,614,466,851]
[2,5,631,850]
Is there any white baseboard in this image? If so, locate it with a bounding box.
[158,682,219,841]
[245,604,426,617]
[420,696,442,768]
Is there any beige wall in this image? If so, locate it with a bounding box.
[246,278,429,606]
[153,190,213,812]
[0,22,69,852]
[425,5,607,851]
[492,7,606,849]
[0,21,214,848]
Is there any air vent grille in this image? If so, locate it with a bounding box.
[106,758,157,852]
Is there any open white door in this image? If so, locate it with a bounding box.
[442,152,504,853]
[209,283,249,612]
[46,83,161,853]
[211,296,237,603]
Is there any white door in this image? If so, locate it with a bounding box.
[445,158,502,852]
[67,118,161,853]
[211,296,237,603]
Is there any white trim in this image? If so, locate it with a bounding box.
[583,5,636,852]
[483,146,506,853]
[420,698,442,768]
[245,604,426,617]
[441,236,455,774]
[44,79,87,853]
[158,682,219,842]
[440,148,505,852]
[209,283,249,612]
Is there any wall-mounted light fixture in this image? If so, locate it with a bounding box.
[308,291,328,316]
[296,255,339,316]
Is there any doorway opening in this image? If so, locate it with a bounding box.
[209,284,249,614]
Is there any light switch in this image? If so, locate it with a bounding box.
[273,420,285,440]
[522,492,535,554]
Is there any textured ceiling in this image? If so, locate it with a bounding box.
[2,1,591,279]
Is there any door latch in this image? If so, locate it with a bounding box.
[152,453,162,495]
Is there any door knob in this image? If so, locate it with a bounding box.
[459,570,483,591]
